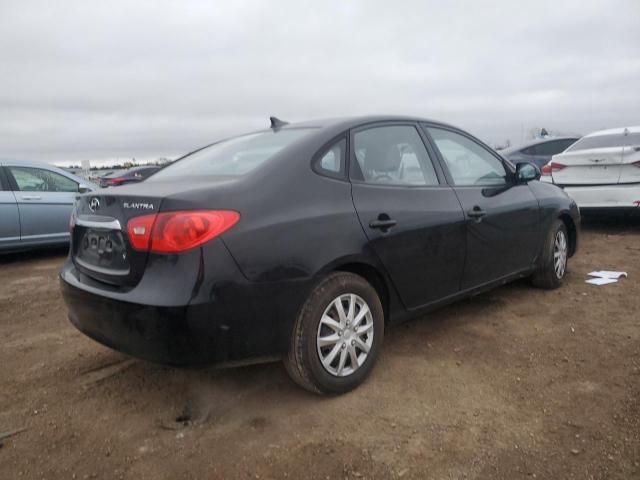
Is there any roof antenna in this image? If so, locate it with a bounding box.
[270,116,289,130]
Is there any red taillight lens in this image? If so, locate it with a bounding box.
[541,162,566,176]
[127,214,157,250]
[127,210,240,253]
[108,177,126,186]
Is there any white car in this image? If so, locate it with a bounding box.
[541,126,640,212]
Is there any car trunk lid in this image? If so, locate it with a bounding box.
[551,147,623,185]
[72,193,162,287]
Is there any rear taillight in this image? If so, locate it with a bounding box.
[541,162,567,176]
[127,210,240,253]
[108,177,127,186]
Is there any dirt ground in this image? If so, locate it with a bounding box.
[0,217,639,480]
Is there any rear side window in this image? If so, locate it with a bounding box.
[8,166,78,192]
[313,138,346,179]
[351,125,439,186]
[149,128,313,180]
[566,133,639,152]
[534,139,576,156]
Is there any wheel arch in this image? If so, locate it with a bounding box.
[325,261,392,325]
[558,212,577,257]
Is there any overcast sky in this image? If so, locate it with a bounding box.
[1,0,639,166]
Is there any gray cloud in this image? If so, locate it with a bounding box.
[1,0,639,165]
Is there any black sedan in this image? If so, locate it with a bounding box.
[500,136,579,169]
[99,166,161,187]
[60,116,580,394]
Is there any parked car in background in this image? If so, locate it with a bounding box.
[500,137,579,168]
[99,166,161,187]
[0,160,97,252]
[541,126,640,212]
[61,115,580,394]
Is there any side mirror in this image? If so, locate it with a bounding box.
[78,184,92,194]
[516,162,540,184]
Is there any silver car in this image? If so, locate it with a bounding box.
[0,160,97,252]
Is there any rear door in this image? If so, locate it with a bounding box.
[349,122,466,310]
[551,133,624,185]
[0,166,21,249]
[6,165,79,244]
[619,131,640,184]
[423,125,540,290]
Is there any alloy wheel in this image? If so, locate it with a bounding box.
[316,293,374,377]
[553,230,568,279]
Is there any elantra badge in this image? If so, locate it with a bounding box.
[123,202,154,210]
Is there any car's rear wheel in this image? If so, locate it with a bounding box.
[284,272,384,394]
[532,219,569,289]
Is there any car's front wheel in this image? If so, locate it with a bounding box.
[532,219,569,289]
[284,272,384,394]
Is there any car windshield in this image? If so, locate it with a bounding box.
[149,128,314,180]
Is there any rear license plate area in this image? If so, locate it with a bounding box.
[75,228,130,275]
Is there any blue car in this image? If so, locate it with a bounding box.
[0,160,97,252]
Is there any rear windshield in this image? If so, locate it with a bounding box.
[149,128,313,180]
[567,132,640,152]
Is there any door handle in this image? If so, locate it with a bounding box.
[369,216,397,231]
[467,206,486,221]
[21,195,42,200]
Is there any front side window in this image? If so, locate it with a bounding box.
[9,167,78,192]
[149,128,314,181]
[352,125,439,186]
[427,128,508,186]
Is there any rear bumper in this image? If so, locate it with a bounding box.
[558,184,640,210]
[60,256,314,366]
[61,273,232,365]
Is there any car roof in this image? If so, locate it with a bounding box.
[501,136,580,155]
[584,126,640,137]
[0,159,67,169]
[277,115,457,131]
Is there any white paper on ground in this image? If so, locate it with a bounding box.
[588,271,628,279]
[585,277,619,286]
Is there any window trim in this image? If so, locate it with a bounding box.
[5,165,79,193]
[420,123,516,187]
[311,135,348,181]
[347,121,446,188]
[0,166,10,191]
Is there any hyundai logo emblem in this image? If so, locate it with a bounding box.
[89,197,100,212]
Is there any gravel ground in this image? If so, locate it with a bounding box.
[0,217,638,479]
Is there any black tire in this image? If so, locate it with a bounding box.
[532,219,569,289]
[284,272,384,394]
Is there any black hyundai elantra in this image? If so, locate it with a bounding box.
[60,116,580,394]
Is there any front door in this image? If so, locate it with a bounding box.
[424,126,540,290]
[6,165,79,244]
[350,123,466,310]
